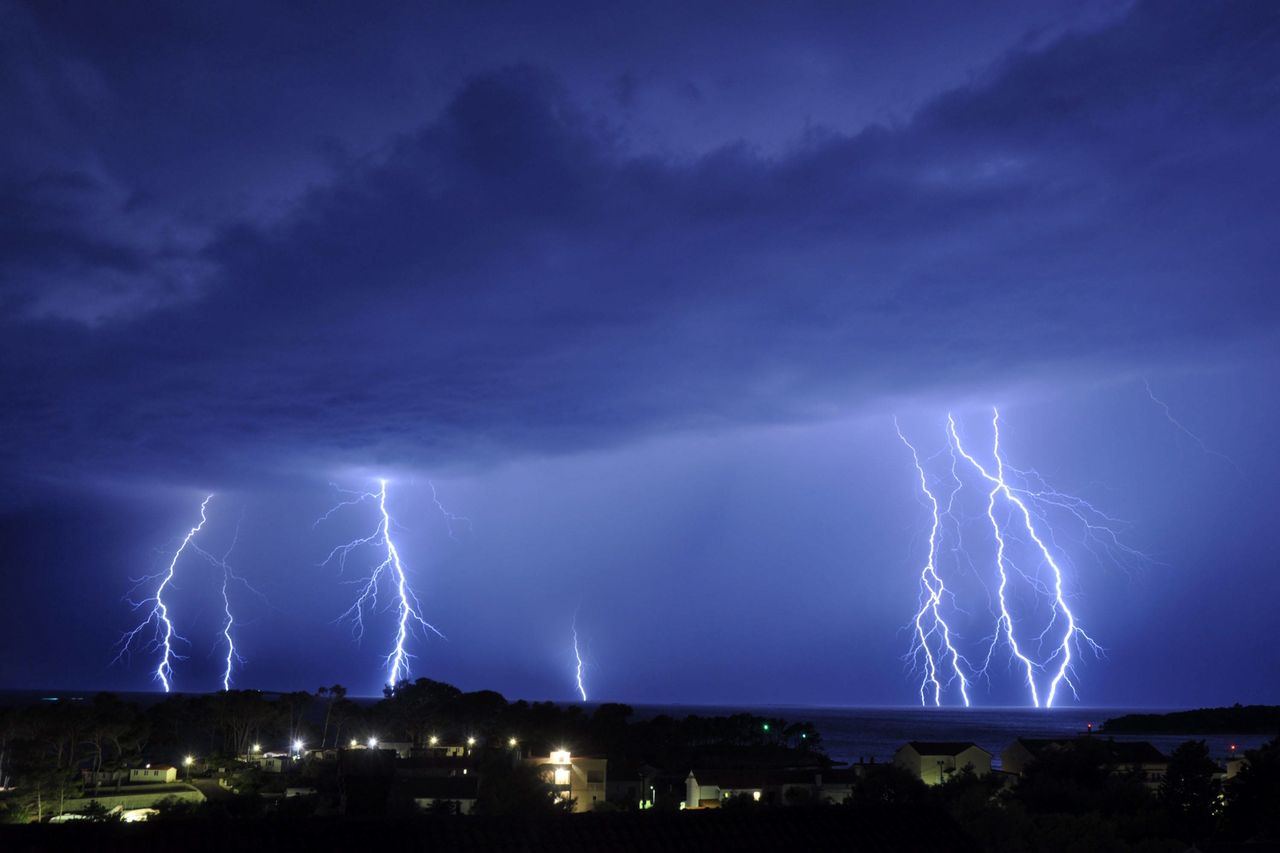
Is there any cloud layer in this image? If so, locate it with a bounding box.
[2,0,1277,489]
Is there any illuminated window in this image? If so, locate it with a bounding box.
[553,768,571,786]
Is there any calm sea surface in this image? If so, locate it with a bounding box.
[1,691,1269,768]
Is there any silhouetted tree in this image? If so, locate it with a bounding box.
[1160,740,1220,840]
[319,684,346,747]
[1223,736,1280,842]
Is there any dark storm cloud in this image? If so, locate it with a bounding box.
[2,1,1277,489]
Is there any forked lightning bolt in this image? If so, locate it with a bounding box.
[948,409,1102,708]
[895,408,1137,706]
[115,495,213,692]
[320,480,443,687]
[192,513,266,691]
[895,419,972,707]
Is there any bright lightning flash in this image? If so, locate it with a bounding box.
[320,480,443,687]
[192,513,267,691]
[895,419,972,707]
[948,409,1102,708]
[115,495,213,692]
[572,617,588,702]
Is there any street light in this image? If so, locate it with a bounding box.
[508,737,518,748]
[429,735,439,746]
[183,755,194,782]
[367,737,378,749]
[349,738,359,749]
[251,743,260,754]
[466,736,476,747]
[293,739,304,759]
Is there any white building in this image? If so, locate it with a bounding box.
[894,742,991,784]
[129,765,178,784]
[527,750,607,813]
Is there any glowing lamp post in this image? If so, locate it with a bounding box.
[183,755,194,782]
[293,739,304,760]
[367,737,378,749]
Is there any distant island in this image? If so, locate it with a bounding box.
[1103,705,1280,735]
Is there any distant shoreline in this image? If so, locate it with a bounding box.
[1103,705,1280,735]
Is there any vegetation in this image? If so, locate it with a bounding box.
[1102,704,1280,735]
[1,682,1277,851]
[0,679,823,823]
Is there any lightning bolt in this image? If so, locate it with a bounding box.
[430,481,473,541]
[218,564,240,691]
[115,495,213,692]
[895,419,972,707]
[191,512,267,691]
[1143,378,1242,474]
[319,479,444,687]
[948,409,1102,708]
[572,615,588,702]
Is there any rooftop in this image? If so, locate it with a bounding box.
[903,741,986,757]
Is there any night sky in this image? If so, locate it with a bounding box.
[2,0,1278,707]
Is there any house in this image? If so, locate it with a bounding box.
[129,765,178,784]
[813,765,871,804]
[406,776,480,815]
[375,741,413,759]
[894,742,992,784]
[81,768,128,787]
[247,753,289,774]
[678,766,863,808]
[606,762,661,809]
[683,769,765,808]
[1001,737,1168,787]
[527,750,607,813]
